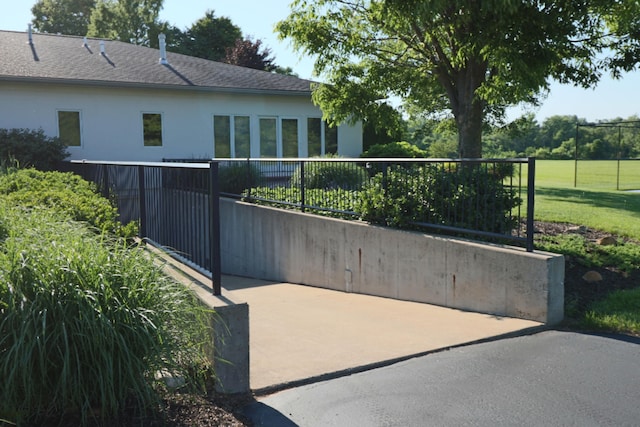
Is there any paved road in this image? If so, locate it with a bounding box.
[244,330,640,426]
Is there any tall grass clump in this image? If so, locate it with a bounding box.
[0,207,212,425]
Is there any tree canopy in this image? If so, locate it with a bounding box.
[278,0,639,158]
[31,0,96,35]
[177,10,242,61]
[87,0,164,45]
[30,3,291,73]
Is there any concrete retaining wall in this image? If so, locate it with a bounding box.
[220,199,564,324]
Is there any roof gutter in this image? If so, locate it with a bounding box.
[0,75,314,97]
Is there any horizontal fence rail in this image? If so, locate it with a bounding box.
[164,157,536,251]
[59,160,222,295]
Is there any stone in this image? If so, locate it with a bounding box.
[596,236,617,246]
[582,270,603,283]
[567,225,588,234]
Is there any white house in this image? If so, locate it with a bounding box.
[0,29,362,162]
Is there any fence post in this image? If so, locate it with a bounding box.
[209,161,222,296]
[526,157,536,252]
[300,160,306,213]
[137,165,147,238]
[101,165,110,200]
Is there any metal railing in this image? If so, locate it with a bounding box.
[60,160,222,295]
[184,157,535,251]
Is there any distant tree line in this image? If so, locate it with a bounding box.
[365,114,640,160]
[30,0,294,74]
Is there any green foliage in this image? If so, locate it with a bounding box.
[290,157,368,190]
[247,186,358,219]
[360,141,426,158]
[0,169,137,238]
[583,288,640,335]
[87,0,164,46]
[356,164,521,233]
[219,162,263,195]
[31,0,96,35]
[178,10,242,61]
[278,0,614,157]
[0,128,69,171]
[536,234,640,273]
[0,208,211,425]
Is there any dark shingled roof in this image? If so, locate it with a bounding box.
[0,30,313,95]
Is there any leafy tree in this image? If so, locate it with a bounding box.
[277,0,633,158]
[224,37,275,71]
[31,0,96,35]
[87,0,163,46]
[179,10,242,61]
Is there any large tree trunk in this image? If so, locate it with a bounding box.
[446,58,487,158]
[455,99,484,158]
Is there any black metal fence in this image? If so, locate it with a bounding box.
[60,160,222,295]
[202,157,535,251]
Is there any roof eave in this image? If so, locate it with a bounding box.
[0,75,313,97]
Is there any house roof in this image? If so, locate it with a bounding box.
[0,30,314,95]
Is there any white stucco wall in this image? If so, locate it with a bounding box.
[0,81,363,161]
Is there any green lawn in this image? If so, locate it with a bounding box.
[528,160,640,335]
[525,160,640,240]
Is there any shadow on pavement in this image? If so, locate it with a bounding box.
[242,402,299,427]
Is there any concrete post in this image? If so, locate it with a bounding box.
[211,303,250,394]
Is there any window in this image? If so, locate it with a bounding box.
[282,119,299,157]
[307,118,338,156]
[325,122,338,155]
[143,113,162,146]
[57,110,81,146]
[214,115,250,158]
[307,118,321,157]
[234,116,250,158]
[214,115,231,157]
[260,117,277,157]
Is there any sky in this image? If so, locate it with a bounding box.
[2,0,639,124]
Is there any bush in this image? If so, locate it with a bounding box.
[0,208,212,425]
[290,156,368,190]
[356,164,521,234]
[219,162,263,195]
[360,141,427,158]
[0,128,69,170]
[0,169,137,238]
[248,186,359,219]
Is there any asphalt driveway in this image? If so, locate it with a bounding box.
[244,330,640,426]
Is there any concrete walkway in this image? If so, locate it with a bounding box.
[154,247,543,394]
[219,275,543,394]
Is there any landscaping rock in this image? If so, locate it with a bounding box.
[567,225,588,234]
[582,271,603,283]
[596,236,617,246]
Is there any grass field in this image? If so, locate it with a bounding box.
[534,159,640,190]
[525,160,640,240]
[527,160,640,335]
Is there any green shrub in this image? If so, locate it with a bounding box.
[290,156,368,190]
[0,128,68,171]
[219,162,263,195]
[248,186,359,219]
[0,169,137,238]
[0,208,211,425]
[360,141,427,158]
[356,164,521,233]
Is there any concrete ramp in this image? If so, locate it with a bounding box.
[221,276,543,394]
